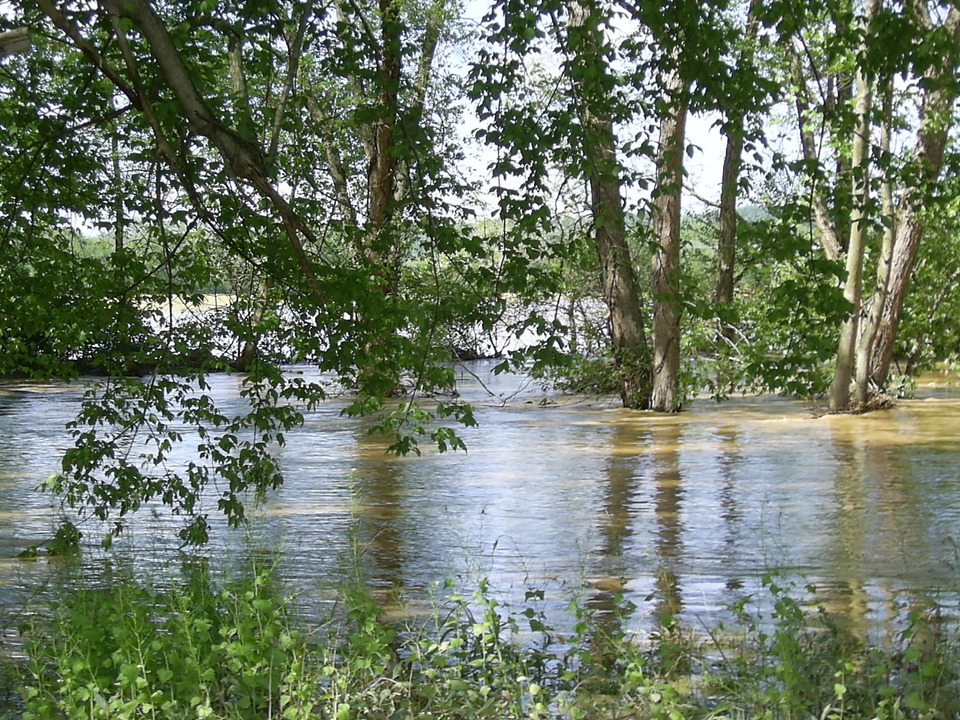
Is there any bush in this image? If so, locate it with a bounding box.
[20,560,314,720]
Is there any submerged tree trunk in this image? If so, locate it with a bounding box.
[567,0,650,408]
[650,67,689,413]
[829,0,879,412]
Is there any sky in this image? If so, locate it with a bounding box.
[456,0,734,214]
[4,0,742,228]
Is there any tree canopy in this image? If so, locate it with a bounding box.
[2,0,959,543]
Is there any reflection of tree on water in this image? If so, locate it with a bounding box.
[346,421,408,591]
[826,432,870,637]
[650,421,684,627]
[704,424,748,597]
[583,418,645,666]
[586,418,685,661]
[596,426,650,564]
[715,426,743,551]
[825,419,931,640]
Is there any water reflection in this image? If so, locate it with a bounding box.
[826,430,870,634]
[594,422,646,565]
[348,423,402,589]
[1,368,960,635]
[584,419,646,650]
[651,421,684,625]
[715,426,743,554]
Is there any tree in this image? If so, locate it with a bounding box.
[3,0,484,543]
[472,0,744,412]
[649,61,689,412]
[565,0,650,408]
[859,3,960,392]
[782,0,960,410]
[620,0,733,411]
[5,0,960,544]
[829,0,881,412]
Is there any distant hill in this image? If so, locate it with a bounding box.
[738,205,774,222]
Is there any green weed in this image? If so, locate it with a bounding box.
[19,558,313,720]
[15,562,960,720]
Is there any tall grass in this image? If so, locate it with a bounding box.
[11,561,960,720]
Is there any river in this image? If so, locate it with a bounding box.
[1,361,959,637]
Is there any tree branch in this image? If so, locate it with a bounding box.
[267,0,315,169]
[99,0,328,300]
[34,0,140,108]
[0,27,30,59]
[785,38,842,260]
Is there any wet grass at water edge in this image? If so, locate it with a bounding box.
[3,558,959,720]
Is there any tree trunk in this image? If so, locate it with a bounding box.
[787,42,842,261]
[368,0,401,236]
[567,0,650,409]
[715,129,743,315]
[650,68,689,413]
[715,0,760,336]
[855,78,895,401]
[867,214,925,385]
[865,5,960,388]
[829,0,879,412]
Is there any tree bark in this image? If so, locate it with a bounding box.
[829,0,879,412]
[650,67,689,413]
[855,77,895,401]
[715,129,743,309]
[368,0,401,234]
[867,213,926,385]
[567,0,650,409]
[715,0,760,342]
[865,4,960,388]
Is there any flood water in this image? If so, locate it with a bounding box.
[1,361,960,635]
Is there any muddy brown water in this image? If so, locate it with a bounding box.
[1,361,959,635]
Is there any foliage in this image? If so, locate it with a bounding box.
[725,215,851,398]
[21,559,312,720]
[17,559,960,720]
[0,0,521,543]
[42,363,324,547]
[896,184,960,375]
[3,0,960,535]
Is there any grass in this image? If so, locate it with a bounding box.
[6,559,960,720]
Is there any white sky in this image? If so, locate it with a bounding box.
[457,0,732,215]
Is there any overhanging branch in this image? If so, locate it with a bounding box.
[0,27,30,59]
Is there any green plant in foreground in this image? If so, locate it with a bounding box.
[16,559,960,720]
[20,559,314,720]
